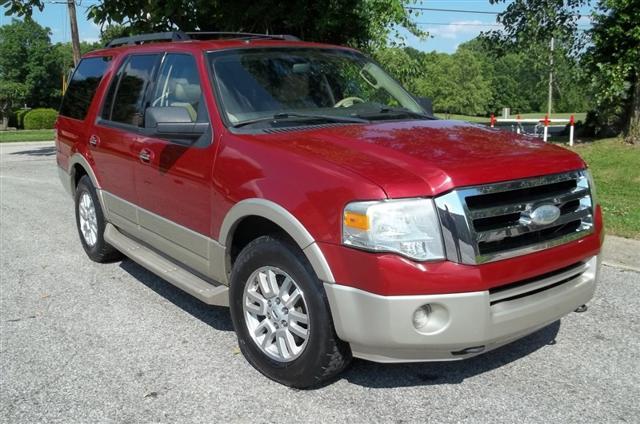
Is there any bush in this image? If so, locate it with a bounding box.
[15,108,31,129]
[23,108,58,130]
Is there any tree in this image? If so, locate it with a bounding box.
[83,0,422,50]
[0,19,61,108]
[488,0,589,53]
[0,81,26,129]
[586,0,640,144]
[0,0,44,17]
[99,24,132,46]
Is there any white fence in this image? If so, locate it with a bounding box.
[490,114,576,146]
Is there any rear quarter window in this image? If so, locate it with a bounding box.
[59,56,111,120]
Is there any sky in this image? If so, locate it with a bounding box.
[0,0,595,54]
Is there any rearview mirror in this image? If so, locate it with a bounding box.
[145,107,208,142]
[416,97,434,116]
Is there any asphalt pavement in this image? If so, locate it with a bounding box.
[1,142,639,423]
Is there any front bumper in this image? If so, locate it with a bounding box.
[325,255,600,362]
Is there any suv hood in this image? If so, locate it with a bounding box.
[255,120,586,198]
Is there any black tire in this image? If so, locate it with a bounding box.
[229,235,352,388]
[74,175,123,263]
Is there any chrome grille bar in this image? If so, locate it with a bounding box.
[434,170,595,265]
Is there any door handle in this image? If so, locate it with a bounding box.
[139,148,153,163]
[88,135,99,147]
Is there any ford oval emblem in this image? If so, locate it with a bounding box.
[529,204,561,226]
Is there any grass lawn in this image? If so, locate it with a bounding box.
[570,138,640,239]
[0,129,55,143]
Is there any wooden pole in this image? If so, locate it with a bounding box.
[67,0,81,66]
[547,37,554,117]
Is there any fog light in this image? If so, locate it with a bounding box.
[412,304,433,330]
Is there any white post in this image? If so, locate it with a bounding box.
[569,123,575,146]
[543,114,549,142]
[569,114,575,146]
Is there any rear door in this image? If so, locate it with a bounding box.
[56,56,112,177]
[133,52,216,277]
[92,53,161,233]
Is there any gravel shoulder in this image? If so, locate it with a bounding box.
[1,142,639,423]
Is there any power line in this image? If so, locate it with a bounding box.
[414,21,592,28]
[406,7,500,15]
[415,22,502,27]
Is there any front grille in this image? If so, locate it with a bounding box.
[435,170,595,264]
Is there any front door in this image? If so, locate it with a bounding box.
[133,53,216,277]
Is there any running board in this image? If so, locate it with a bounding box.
[104,223,229,306]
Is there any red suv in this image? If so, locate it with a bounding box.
[56,32,603,388]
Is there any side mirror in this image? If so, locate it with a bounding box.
[145,107,208,142]
[416,97,434,116]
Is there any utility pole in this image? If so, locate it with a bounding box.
[67,0,81,66]
[547,36,554,117]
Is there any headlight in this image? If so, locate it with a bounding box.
[584,169,598,205]
[342,198,444,261]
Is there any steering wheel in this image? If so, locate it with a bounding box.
[334,96,365,108]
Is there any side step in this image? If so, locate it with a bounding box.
[104,223,229,306]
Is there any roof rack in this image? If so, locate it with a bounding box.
[105,31,190,48]
[185,32,301,41]
[105,31,300,48]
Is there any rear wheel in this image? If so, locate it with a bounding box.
[74,175,122,263]
[229,235,351,388]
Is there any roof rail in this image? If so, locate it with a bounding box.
[105,31,190,48]
[185,32,301,41]
[104,31,301,48]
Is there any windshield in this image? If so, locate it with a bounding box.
[208,48,426,127]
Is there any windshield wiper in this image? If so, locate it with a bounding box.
[357,107,437,120]
[232,112,369,128]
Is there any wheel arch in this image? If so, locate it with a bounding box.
[219,199,335,283]
[68,153,101,191]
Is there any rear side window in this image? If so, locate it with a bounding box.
[102,54,160,127]
[59,56,111,120]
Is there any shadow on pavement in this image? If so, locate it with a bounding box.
[341,320,560,388]
[9,146,56,157]
[119,256,560,389]
[119,258,234,332]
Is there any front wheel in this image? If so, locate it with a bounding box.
[229,236,351,388]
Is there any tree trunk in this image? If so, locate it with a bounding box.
[624,75,640,145]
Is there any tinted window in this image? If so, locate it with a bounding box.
[59,56,111,120]
[150,54,206,123]
[107,54,160,126]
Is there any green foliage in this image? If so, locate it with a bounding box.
[23,108,57,129]
[0,19,61,108]
[488,0,590,53]
[84,0,423,50]
[585,0,640,144]
[16,108,30,129]
[374,38,589,117]
[0,81,27,120]
[0,0,44,17]
[99,25,132,46]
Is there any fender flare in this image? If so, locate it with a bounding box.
[68,153,101,190]
[219,198,335,283]
[67,153,107,211]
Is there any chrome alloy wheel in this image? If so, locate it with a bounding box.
[78,192,98,247]
[243,266,310,362]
